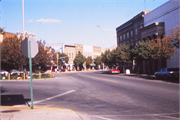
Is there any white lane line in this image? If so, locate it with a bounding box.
[32,90,76,104]
[93,116,113,120]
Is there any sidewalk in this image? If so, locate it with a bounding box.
[0,106,81,120]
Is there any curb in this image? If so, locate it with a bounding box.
[0,106,81,120]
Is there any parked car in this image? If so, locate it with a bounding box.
[154,68,179,79]
[0,70,9,77]
[10,69,21,76]
[107,69,120,74]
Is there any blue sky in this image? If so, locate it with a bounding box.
[0,0,169,49]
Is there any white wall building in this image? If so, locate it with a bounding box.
[83,45,93,59]
[144,0,180,68]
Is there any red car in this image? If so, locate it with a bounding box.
[107,69,120,74]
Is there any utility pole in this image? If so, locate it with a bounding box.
[22,0,25,39]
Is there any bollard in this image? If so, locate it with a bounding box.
[50,72,52,78]
[23,73,25,80]
[8,73,10,80]
[39,72,41,79]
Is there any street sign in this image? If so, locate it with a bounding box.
[21,37,38,109]
[21,38,38,58]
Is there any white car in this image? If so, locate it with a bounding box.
[0,70,9,77]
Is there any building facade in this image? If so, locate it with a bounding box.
[83,45,93,59]
[74,43,83,56]
[143,0,180,68]
[116,11,151,47]
[93,46,101,59]
[64,45,76,70]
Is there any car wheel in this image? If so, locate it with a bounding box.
[155,74,159,79]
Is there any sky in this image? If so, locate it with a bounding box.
[0,0,169,49]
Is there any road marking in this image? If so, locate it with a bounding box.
[32,90,76,104]
[93,116,113,120]
[78,73,118,83]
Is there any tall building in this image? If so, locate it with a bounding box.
[143,0,180,68]
[116,0,180,73]
[116,11,151,47]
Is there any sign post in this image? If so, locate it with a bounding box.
[21,38,38,109]
[28,41,33,109]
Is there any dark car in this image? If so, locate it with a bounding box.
[154,68,179,79]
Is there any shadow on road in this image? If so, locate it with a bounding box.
[95,71,179,84]
[122,74,179,84]
[1,94,31,106]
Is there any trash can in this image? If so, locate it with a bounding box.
[126,69,130,74]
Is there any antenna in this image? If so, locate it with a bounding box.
[144,0,146,10]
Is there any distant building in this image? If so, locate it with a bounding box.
[83,45,93,59]
[93,46,101,59]
[64,45,76,70]
[74,43,83,56]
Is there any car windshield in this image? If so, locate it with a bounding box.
[167,68,179,71]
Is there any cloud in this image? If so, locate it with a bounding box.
[27,19,33,23]
[36,18,61,23]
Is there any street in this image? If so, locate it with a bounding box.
[1,71,179,120]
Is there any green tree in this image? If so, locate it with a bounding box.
[86,56,92,68]
[74,52,86,70]
[57,53,69,66]
[116,44,131,73]
[94,56,102,66]
[101,49,115,67]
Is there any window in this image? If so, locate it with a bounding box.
[127,32,129,38]
[135,28,138,35]
[131,30,133,37]
[120,35,122,41]
[123,34,125,40]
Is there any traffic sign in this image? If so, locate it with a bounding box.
[21,38,38,58]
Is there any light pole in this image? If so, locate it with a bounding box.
[22,0,25,39]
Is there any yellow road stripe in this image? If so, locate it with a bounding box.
[78,73,118,83]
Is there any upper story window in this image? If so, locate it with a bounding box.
[131,30,133,37]
[120,35,122,41]
[127,32,129,38]
[135,28,138,35]
[123,34,125,40]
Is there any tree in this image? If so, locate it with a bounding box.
[94,56,102,66]
[101,49,114,67]
[167,25,180,48]
[1,36,27,71]
[86,56,92,68]
[116,44,131,73]
[132,39,175,74]
[74,52,86,70]
[31,40,52,72]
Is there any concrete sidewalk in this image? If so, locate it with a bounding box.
[0,106,81,120]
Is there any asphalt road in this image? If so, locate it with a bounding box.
[1,71,179,120]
